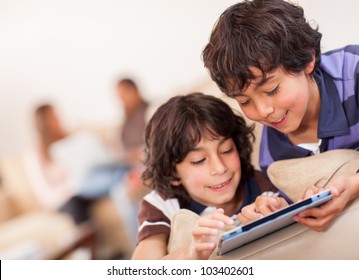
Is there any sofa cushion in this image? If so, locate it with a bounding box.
[267,149,359,202]
[0,155,41,214]
[0,211,77,259]
[0,190,16,223]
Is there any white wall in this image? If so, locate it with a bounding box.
[0,0,358,157]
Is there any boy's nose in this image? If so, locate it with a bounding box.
[210,157,228,176]
[256,101,274,119]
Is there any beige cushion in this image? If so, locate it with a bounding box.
[0,191,16,223]
[167,209,198,255]
[0,155,41,214]
[0,211,77,259]
[267,149,359,202]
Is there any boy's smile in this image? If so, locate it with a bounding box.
[268,111,289,128]
[208,177,232,191]
[174,136,242,214]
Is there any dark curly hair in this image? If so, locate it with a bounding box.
[202,0,322,96]
[142,92,255,203]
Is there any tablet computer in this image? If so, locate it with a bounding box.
[217,190,333,255]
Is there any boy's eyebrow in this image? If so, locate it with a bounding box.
[230,75,275,97]
[189,147,202,152]
[253,74,274,89]
[188,137,229,152]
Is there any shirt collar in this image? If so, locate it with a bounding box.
[314,68,350,138]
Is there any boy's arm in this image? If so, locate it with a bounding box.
[131,233,215,260]
[131,233,169,259]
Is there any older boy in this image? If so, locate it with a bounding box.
[202,0,359,231]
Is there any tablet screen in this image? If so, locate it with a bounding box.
[218,190,332,255]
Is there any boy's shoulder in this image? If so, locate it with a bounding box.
[141,190,182,218]
[323,45,359,56]
[142,190,179,205]
[320,45,359,79]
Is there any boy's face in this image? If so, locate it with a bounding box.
[174,136,241,210]
[232,65,317,136]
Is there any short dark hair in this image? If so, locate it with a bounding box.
[202,0,322,96]
[117,78,138,90]
[142,92,255,203]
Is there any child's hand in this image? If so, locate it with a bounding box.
[237,195,288,224]
[293,174,359,232]
[189,208,233,259]
[300,185,324,199]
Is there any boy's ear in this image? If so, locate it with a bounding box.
[170,180,181,187]
[304,53,316,74]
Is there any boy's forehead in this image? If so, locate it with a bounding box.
[188,134,228,151]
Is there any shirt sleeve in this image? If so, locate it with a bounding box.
[136,198,171,243]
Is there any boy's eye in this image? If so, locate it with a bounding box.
[240,100,251,106]
[238,99,251,106]
[266,85,280,96]
[221,146,234,154]
[190,158,205,165]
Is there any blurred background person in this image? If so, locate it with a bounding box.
[110,78,150,245]
[116,78,148,165]
[23,103,128,225]
[112,78,149,200]
[22,78,151,252]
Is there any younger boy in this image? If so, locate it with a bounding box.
[131,92,277,259]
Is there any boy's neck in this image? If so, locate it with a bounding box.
[288,77,320,145]
[221,186,244,216]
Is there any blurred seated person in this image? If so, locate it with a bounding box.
[106,78,150,244]
[23,103,129,225]
[114,78,149,201]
